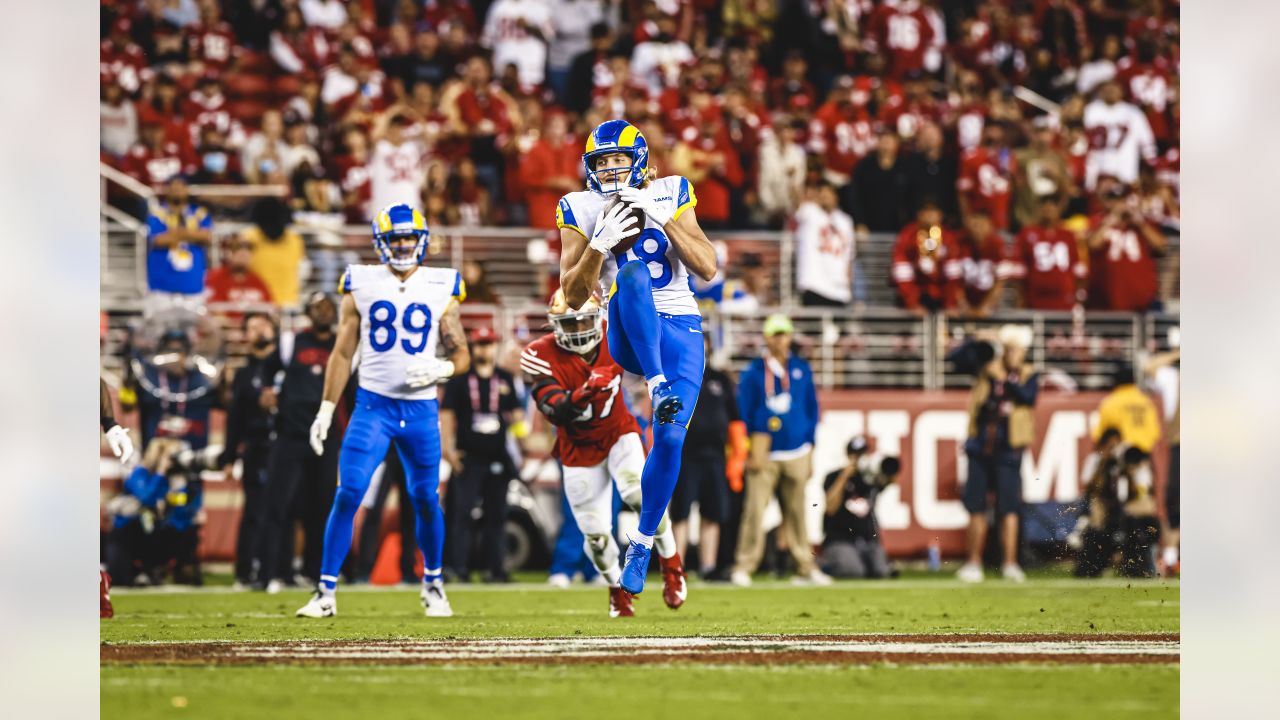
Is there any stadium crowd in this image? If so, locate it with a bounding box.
[103,0,1180,315]
[100,0,1181,589]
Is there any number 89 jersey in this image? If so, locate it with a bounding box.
[556,175,700,316]
[340,264,465,400]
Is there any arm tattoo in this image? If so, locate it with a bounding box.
[440,304,465,355]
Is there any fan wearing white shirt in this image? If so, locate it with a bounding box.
[481,0,555,88]
[630,14,693,95]
[368,111,428,216]
[1083,81,1156,190]
[793,183,858,307]
[300,0,348,30]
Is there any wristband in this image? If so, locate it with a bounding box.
[101,416,117,433]
[316,400,336,420]
[439,360,456,379]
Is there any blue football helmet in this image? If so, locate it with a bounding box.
[371,203,429,270]
[583,119,648,194]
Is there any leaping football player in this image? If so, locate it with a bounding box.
[297,203,469,619]
[558,119,717,596]
[521,290,687,616]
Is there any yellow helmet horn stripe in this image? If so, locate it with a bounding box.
[618,125,640,148]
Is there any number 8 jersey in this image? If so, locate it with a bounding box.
[339,264,465,400]
[556,175,700,316]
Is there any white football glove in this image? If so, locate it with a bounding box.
[105,425,134,463]
[588,201,640,255]
[618,186,673,228]
[310,400,335,456]
[406,358,456,388]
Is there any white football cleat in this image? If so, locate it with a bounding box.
[296,591,336,618]
[421,582,454,618]
[792,569,834,586]
[1001,563,1027,583]
[957,562,985,583]
[730,570,753,587]
[547,573,571,589]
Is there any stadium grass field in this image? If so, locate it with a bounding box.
[101,574,1179,719]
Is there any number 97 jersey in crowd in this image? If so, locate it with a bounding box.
[339,264,466,400]
[555,174,700,316]
[520,330,638,468]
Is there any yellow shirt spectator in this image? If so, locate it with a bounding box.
[243,225,305,308]
[1093,383,1161,453]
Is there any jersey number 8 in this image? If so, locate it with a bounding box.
[368,300,433,355]
[619,228,673,289]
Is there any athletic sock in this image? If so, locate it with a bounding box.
[422,568,443,586]
[319,485,363,592]
[318,577,337,598]
[646,374,668,397]
[632,533,655,549]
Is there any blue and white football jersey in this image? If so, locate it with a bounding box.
[339,264,465,400]
[556,175,700,316]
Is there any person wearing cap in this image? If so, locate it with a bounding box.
[730,314,831,587]
[958,324,1040,584]
[821,437,901,579]
[440,327,528,583]
[123,328,216,452]
[256,292,343,592]
[144,176,213,316]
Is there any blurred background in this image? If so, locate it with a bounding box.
[97,0,1180,588]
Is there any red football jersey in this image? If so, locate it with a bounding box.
[957,146,1016,230]
[956,232,1009,309]
[868,4,936,80]
[1087,215,1159,312]
[521,332,639,468]
[809,102,875,177]
[1010,225,1086,311]
[188,22,240,71]
[891,222,964,310]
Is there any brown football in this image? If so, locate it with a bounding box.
[603,193,647,256]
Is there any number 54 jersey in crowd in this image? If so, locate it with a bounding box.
[555,175,700,316]
[521,331,639,468]
[340,264,465,400]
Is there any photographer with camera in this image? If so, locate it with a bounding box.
[820,437,901,579]
[1071,431,1161,578]
[955,324,1039,583]
[105,438,215,586]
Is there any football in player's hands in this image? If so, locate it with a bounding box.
[584,369,614,393]
[603,193,646,256]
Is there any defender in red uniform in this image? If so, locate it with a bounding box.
[521,291,686,617]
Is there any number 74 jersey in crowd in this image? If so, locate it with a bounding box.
[521,331,639,468]
[555,175,700,316]
[340,264,465,400]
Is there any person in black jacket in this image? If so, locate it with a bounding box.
[847,132,915,234]
[220,312,283,587]
[820,437,901,579]
[257,293,343,591]
[440,327,526,583]
[563,24,614,114]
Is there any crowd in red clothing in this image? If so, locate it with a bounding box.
[100,0,1179,314]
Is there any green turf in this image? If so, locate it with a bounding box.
[102,663,1178,720]
[101,578,1179,643]
[101,578,1179,719]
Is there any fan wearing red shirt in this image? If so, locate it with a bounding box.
[956,210,1010,317]
[206,238,273,317]
[521,292,686,617]
[101,17,152,95]
[867,0,937,80]
[123,122,196,187]
[1116,38,1176,146]
[1009,196,1087,311]
[809,79,875,185]
[957,123,1017,231]
[187,2,240,74]
[1085,185,1167,312]
[891,202,964,313]
[520,113,582,231]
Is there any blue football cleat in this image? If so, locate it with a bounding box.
[619,540,652,595]
[651,381,683,425]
